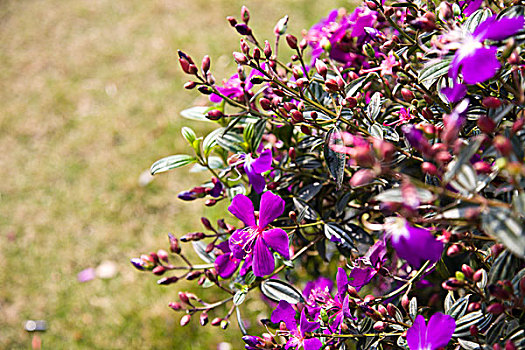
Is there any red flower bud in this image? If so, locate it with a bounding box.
[285,34,298,50]
[512,118,525,134]
[345,96,358,108]
[226,16,237,27]
[201,55,210,73]
[487,303,504,315]
[447,244,462,256]
[461,264,474,279]
[473,161,492,174]
[482,96,502,109]
[168,301,182,310]
[206,110,224,121]
[477,115,496,134]
[493,135,512,156]
[233,52,248,65]
[401,88,415,102]
[241,6,250,23]
[373,321,386,331]
[264,40,272,58]
[200,313,209,326]
[325,78,339,92]
[152,265,166,275]
[421,162,438,175]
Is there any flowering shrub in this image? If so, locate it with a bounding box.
[132,1,525,349]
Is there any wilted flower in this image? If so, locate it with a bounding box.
[228,191,289,277]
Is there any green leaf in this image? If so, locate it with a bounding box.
[366,92,382,120]
[216,132,245,153]
[150,154,196,175]
[464,8,492,33]
[408,297,418,320]
[233,290,247,306]
[181,126,197,144]
[202,128,224,157]
[260,279,304,304]
[324,126,346,189]
[324,223,356,251]
[446,294,470,319]
[453,311,492,338]
[192,241,216,264]
[418,59,452,86]
[373,187,434,203]
[244,119,266,153]
[369,123,383,139]
[180,106,215,122]
[482,207,525,258]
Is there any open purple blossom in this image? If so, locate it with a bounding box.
[348,240,387,290]
[209,67,264,103]
[214,241,251,278]
[228,191,289,277]
[406,313,456,350]
[242,148,273,194]
[384,217,443,268]
[442,15,524,102]
[271,300,322,350]
[306,7,376,65]
[303,276,333,300]
[304,268,352,331]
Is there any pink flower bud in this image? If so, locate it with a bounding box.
[201,55,210,73]
[477,115,496,134]
[350,169,375,188]
[241,6,250,23]
[494,135,512,156]
[482,96,502,109]
[285,34,298,50]
[487,303,504,315]
[200,313,209,326]
[169,301,182,310]
[233,52,248,65]
[180,314,191,326]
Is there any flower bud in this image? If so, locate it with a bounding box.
[477,115,496,134]
[211,317,222,326]
[152,265,166,275]
[421,162,438,175]
[201,55,211,73]
[505,340,517,350]
[447,244,462,256]
[291,110,304,123]
[439,2,453,20]
[373,321,386,331]
[325,78,339,92]
[493,135,512,156]
[345,96,358,108]
[241,6,250,23]
[179,57,191,74]
[350,169,375,188]
[184,81,197,89]
[467,302,481,312]
[186,271,203,280]
[365,1,378,10]
[169,301,182,310]
[401,294,410,309]
[206,109,223,121]
[461,264,474,279]
[264,40,272,58]
[285,34,298,50]
[482,96,502,109]
[199,312,209,326]
[512,118,524,134]
[235,23,252,36]
[180,314,191,326]
[487,303,504,315]
[226,16,237,27]
[401,88,415,102]
[220,320,230,329]
[197,85,212,95]
[274,15,288,35]
[168,233,181,254]
[158,276,179,285]
[473,161,492,174]
[243,335,263,347]
[469,324,479,337]
[187,64,198,75]
[233,52,248,65]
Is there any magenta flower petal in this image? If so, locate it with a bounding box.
[386,218,443,268]
[474,16,525,41]
[214,254,239,278]
[240,254,252,275]
[228,194,256,227]
[271,300,297,331]
[244,164,267,193]
[299,309,320,335]
[442,83,467,103]
[348,266,377,290]
[406,315,427,350]
[463,0,482,16]
[407,313,455,350]
[263,228,290,259]
[303,338,322,350]
[259,191,285,228]
[253,237,275,276]
[426,313,456,349]
[303,277,333,299]
[460,46,500,84]
[336,267,348,301]
[342,295,352,318]
[250,148,273,173]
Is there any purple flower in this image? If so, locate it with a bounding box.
[243,148,273,194]
[271,300,322,350]
[214,241,252,278]
[209,67,264,103]
[443,15,524,102]
[228,191,289,277]
[303,277,333,300]
[348,240,387,290]
[384,217,443,268]
[406,313,456,350]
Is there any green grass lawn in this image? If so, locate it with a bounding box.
[0,0,349,348]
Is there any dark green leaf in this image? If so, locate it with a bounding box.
[293,198,319,221]
[180,106,214,122]
[453,311,491,337]
[324,223,356,250]
[202,128,224,157]
[418,59,451,85]
[216,132,245,153]
[444,137,483,183]
[324,126,346,189]
[298,182,323,202]
[446,294,470,319]
[374,187,433,203]
[482,207,525,258]
[366,93,382,120]
[488,250,520,285]
[260,279,304,304]
[150,154,196,175]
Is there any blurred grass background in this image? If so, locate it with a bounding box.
[0,0,351,348]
